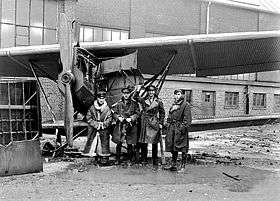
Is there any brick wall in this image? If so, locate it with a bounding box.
[158,77,280,120]
[39,78,64,122]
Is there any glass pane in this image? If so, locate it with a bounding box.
[79,27,84,42]
[231,75,237,79]
[30,0,43,27]
[243,73,249,80]
[44,0,58,28]
[16,0,30,26]
[94,28,102,42]
[16,26,29,36]
[44,29,57,44]
[112,31,120,41]
[1,0,16,23]
[16,36,29,46]
[84,27,93,42]
[30,27,43,45]
[237,74,244,80]
[103,29,111,41]
[121,31,129,40]
[1,24,15,48]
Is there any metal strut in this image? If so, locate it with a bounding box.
[29,62,59,141]
[156,52,177,95]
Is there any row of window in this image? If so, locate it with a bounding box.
[79,26,129,42]
[181,90,273,108]
[209,74,257,81]
[0,0,58,47]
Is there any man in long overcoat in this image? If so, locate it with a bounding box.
[134,85,165,167]
[83,91,112,165]
[112,86,140,165]
[164,89,192,172]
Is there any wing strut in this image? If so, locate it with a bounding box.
[156,53,177,94]
[29,62,59,142]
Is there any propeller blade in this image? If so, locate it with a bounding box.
[59,13,73,72]
[58,13,75,147]
[64,83,74,147]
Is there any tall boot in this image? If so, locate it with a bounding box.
[134,143,140,164]
[152,143,158,166]
[115,143,122,165]
[127,144,133,165]
[141,143,148,165]
[178,152,187,173]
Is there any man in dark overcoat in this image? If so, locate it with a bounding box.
[112,86,140,165]
[134,85,165,167]
[83,90,112,165]
[164,89,192,172]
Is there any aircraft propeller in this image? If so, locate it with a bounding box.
[57,13,80,149]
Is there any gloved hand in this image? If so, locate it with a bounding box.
[126,117,132,123]
[118,116,124,122]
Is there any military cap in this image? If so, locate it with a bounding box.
[96,90,106,98]
[121,86,131,93]
[146,85,157,91]
[174,89,183,94]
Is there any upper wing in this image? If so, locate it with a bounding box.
[0,30,279,79]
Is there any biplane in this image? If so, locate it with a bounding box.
[0,13,280,152]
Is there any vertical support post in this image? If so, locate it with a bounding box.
[189,40,198,76]
[23,81,27,140]
[8,82,12,142]
[206,1,211,34]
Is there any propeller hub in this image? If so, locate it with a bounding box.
[61,72,74,84]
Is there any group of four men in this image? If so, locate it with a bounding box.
[83,84,192,171]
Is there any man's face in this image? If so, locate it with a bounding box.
[148,90,155,97]
[174,92,183,102]
[97,97,105,105]
[122,92,130,100]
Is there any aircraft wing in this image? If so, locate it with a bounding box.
[0,30,279,79]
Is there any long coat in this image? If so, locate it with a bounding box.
[137,96,165,144]
[165,99,192,152]
[111,98,140,145]
[83,100,112,156]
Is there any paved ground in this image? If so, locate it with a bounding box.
[1,123,280,201]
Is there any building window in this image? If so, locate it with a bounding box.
[79,25,129,42]
[205,94,210,102]
[208,73,256,81]
[181,90,192,103]
[0,0,58,48]
[274,94,280,109]
[225,92,239,108]
[253,93,266,108]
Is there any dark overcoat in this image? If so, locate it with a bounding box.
[111,98,140,144]
[83,101,112,156]
[137,96,165,144]
[165,99,192,152]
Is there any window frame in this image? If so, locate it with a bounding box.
[252,93,266,109]
[224,92,239,109]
